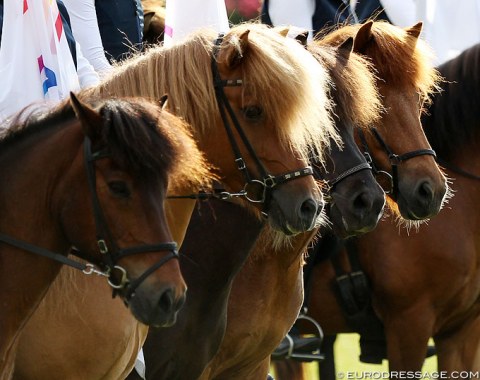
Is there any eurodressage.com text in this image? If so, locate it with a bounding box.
[336,371,480,379]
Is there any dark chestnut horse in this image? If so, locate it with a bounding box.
[124,33,386,380]
[0,93,201,378]
[14,23,336,379]
[201,21,448,380]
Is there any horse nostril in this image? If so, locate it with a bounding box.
[158,288,175,314]
[299,198,318,221]
[417,180,434,201]
[353,192,372,211]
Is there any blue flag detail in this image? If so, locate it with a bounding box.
[42,66,57,94]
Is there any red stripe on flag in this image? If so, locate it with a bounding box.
[55,14,63,41]
[23,0,28,13]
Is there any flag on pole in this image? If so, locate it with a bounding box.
[0,0,80,121]
[163,0,230,47]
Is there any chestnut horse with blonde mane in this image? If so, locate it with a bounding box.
[0,93,207,379]
[124,33,387,380]
[201,21,448,380]
[277,41,480,379]
[14,23,337,379]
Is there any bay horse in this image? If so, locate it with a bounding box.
[0,93,209,379]
[200,21,448,380]
[281,40,480,378]
[124,33,387,380]
[14,23,337,379]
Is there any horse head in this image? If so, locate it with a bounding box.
[323,21,448,222]
[308,36,386,237]
[64,94,188,327]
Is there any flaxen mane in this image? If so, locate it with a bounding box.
[322,20,441,110]
[255,35,383,254]
[90,22,338,164]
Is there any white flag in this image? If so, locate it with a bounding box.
[0,0,80,121]
[164,0,230,47]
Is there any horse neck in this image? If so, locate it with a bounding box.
[250,226,318,268]
[165,198,196,247]
[183,199,264,285]
[0,122,82,360]
[140,199,265,380]
[0,122,81,245]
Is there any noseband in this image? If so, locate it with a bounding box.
[210,33,314,210]
[320,160,373,190]
[357,127,437,200]
[0,137,179,302]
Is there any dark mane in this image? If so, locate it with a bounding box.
[95,97,177,182]
[422,43,480,160]
[0,101,74,149]
[0,97,177,182]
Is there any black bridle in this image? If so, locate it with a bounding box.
[356,127,437,200]
[0,137,179,301]
[208,33,314,210]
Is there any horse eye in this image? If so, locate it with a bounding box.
[108,181,131,198]
[242,106,264,121]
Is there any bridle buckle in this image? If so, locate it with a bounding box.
[264,175,277,189]
[108,265,129,289]
[98,239,109,254]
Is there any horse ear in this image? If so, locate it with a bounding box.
[69,92,103,140]
[223,30,250,69]
[276,27,289,37]
[338,36,354,60]
[405,22,423,40]
[294,31,309,47]
[353,21,373,53]
[275,27,308,47]
[159,94,169,109]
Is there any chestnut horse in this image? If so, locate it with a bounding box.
[0,93,206,379]
[200,21,448,380]
[276,41,480,379]
[124,34,387,380]
[14,23,337,379]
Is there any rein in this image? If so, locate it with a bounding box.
[436,158,480,181]
[0,136,179,301]
[356,127,436,199]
